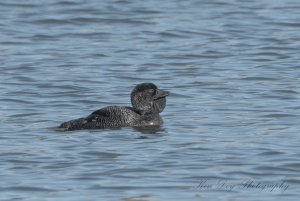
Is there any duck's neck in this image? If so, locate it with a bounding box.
[135,108,159,116]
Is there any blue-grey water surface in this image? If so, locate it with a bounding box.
[1,0,300,200]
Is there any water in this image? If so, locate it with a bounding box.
[1,0,300,200]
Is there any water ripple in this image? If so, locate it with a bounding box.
[1,0,299,200]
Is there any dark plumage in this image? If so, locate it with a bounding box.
[57,83,169,131]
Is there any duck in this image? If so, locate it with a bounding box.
[57,83,169,131]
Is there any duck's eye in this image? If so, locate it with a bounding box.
[148,89,155,94]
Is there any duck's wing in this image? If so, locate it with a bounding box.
[85,108,111,123]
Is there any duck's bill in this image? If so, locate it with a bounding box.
[154,89,170,99]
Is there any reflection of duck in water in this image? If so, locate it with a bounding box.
[57,83,169,131]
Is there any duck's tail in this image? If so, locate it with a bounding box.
[56,118,86,131]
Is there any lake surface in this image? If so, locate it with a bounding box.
[1,0,300,200]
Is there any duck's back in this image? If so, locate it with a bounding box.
[58,106,139,131]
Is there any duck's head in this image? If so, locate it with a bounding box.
[131,83,169,115]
